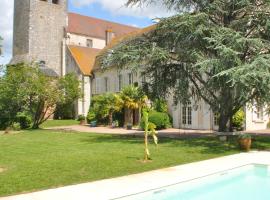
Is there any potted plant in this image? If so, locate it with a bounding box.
[78,115,86,125]
[127,123,132,130]
[238,133,252,151]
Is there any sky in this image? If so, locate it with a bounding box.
[0,0,173,65]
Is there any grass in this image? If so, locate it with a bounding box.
[0,130,269,197]
[40,120,79,128]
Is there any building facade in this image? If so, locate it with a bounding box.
[11,0,269,130]
[11,0,139,117]
[92,66,269,131]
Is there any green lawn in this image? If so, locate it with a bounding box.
[0,130,269,197]
[40,120,79,128]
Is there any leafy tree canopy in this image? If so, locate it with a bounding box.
[101,0,270,131]
[0,63,81,129]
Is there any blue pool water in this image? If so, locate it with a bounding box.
[119,165,270,200]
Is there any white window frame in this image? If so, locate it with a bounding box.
[214,113,219,126]
[182,102,192,125]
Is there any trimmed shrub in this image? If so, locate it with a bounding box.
[87,110,96,123]
[140,111,171,130]
[16,112,32,129]
[232,109,245,131]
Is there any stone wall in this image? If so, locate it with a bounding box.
[28,0,67,75]
[13,0,30,56]
[12,0,67,76]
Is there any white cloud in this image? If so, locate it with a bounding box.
[0,0,13,65]
[70,0,174,19]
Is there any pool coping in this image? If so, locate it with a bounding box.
[1,151,270,200]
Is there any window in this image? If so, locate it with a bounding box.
[134,82,139,87]
[182,107,187,125]
[52,0,59,4]
[128,73,133,85]
[104,77,109,92]
[214,113,219,126]
[187,107,192,125]
[182,102,192,125]
[256,106,264,121]
[86,39,93,48]
[95,78,101,94]
[118,74,123,91]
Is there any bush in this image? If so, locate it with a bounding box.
[0,118,10,130]
[140,111,171,130]
[232,109,245,131]
[12,122,21,131]
[87,110,96,123]
[16,112,32,129]
[77,115,85,121]
[153,99,168,113]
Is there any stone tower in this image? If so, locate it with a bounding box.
[12,0,67,76]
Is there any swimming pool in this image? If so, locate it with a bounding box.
[117,164,270,200]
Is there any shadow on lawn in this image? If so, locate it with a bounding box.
[164,137,240,154]
[81,134,240,155]
[252,137,270,151]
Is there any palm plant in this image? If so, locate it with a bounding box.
[106,93,123,125]
[142,109,158,161]
[120,86,147,126]
[91,93,123,126]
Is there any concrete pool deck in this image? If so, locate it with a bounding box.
[1,151,270,200]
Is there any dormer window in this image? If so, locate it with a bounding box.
[106,30,115,45]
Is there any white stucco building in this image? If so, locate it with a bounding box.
[92,64,269,131]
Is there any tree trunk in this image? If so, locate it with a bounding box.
[218,112,230,132]
[129,109,134,125]
[109,112,113,126]
[138,107,142,125]
[124,108,133,126]
[229,115,233,132]
[124,108,129,126]
[32,123,40,129]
